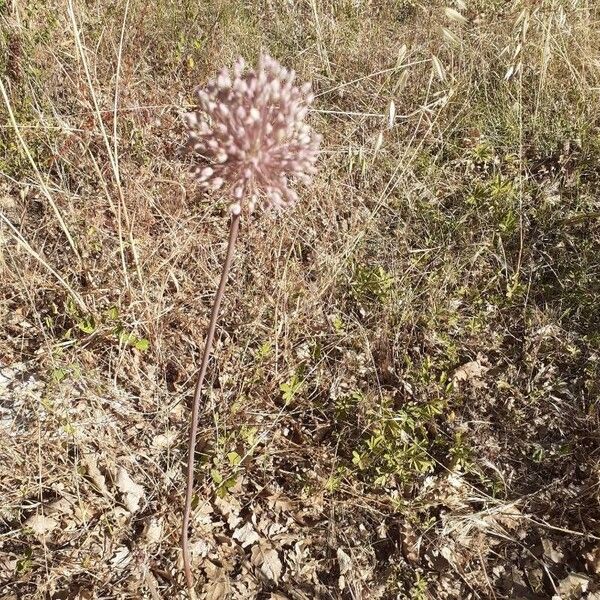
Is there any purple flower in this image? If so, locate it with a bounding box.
[184,55,321,214]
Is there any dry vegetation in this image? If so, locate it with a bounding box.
[1,0,600,598]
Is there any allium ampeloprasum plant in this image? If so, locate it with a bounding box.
[181,55,320,593]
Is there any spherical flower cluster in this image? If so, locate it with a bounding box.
[184,55,321,214]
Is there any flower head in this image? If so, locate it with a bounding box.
[184,55,321,214]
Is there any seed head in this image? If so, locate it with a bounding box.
[184,55,321,214]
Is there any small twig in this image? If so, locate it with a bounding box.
[181,213,241,594]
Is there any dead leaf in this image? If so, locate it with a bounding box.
[24,513,59,538]
[110,506,130,527]
[557,572,590,598]
[541,538,564,563]
[116,467,145,514]
[143,570,162,600]
[204,562,232,600]
[233,522,260,547]
[82,454,111,499]
[110,545,132,570]
[251,543,282,583]
[337,548,352,575]
[193,499,215,526]
[46,497,73,516]
[451,359,489,386]
[190,539,211,561]
[143,518,163,546]
[151,430,178,450]
[214,495,242,529]
[489,505,523,532]
[267,493,294,514]
[526,567,544,592]
[73,503,94,524]
[585,546,600,574]
[440,545,454,564]
[206,581,231,600]
[337,548,353,591]
[401,522,419,564]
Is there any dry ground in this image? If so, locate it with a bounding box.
[1,0,600,598]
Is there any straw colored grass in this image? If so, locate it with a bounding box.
[1,1,599,598]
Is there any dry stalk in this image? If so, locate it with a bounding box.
[181,212,240,593]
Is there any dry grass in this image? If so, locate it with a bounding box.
[1,0,600,598]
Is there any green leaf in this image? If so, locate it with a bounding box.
[280,373,302,405]
[77,316,96,334]
[256,340,272,359]
[227,451,242,466]
[134,338,150,351]
[216,476,237,498]
[52,368,66,383]
[106,306,119,320]
[332,314,345,333]
[352,450,365,469]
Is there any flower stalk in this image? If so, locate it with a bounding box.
[180,55,320,594]
[182,211,240,592]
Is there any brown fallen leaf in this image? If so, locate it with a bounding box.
[451,357,489,387]
[204,562,232,600]
[541,538,564,564]
[337,547,352,576]
[143,569,162,600]
[268,493,294,514]
[143,518,163,546]
[116,467,145,514]
[557,572,590,598]
[110,545,132,570]
[151,430,178,450]
[401,521,419,564]
[585,546,600,574]
[24,513,59,538]
[205,580,231,600]
[214,495,242,529]
[82,454,111,499]
[233,521,260,548]
[337,548,353,591]
[46,497,73,517]
[251,542,282,583]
